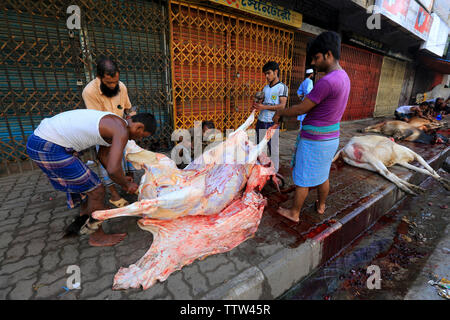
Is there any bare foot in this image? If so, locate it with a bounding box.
[277,207,300,223]
[88,227,126,247]
[315,200,326,215]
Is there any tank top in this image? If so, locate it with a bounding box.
[34,109,126,152]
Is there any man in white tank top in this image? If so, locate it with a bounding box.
[27,109,156,246]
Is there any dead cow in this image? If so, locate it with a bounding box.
[333,135,450,195]
[407,117,444,132]
[361,120,447,144]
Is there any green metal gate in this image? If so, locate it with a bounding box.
[0,0,172,175]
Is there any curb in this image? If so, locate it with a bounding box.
[200,146,450,300]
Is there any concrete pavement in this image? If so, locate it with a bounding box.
[404,223,450,300]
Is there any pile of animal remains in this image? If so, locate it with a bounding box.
[92,111,278,290]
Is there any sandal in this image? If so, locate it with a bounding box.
[314,200,327,215]
[79,218,103,235]
[109,197,129,208]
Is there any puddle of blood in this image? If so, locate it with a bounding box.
[305,222,331,239]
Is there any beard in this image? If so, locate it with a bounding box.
[100,81,120,97]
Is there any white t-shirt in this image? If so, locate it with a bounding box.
[258,81,288,122]
[34,110,126,152]
[396,105,414,114]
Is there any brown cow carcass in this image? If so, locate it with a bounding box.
[361,119,446,144]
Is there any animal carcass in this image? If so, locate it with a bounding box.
[92,111,278,290]
[93,111,277,221]
[407,117,445,132]
[333,135,450,195]
[111,192,266,290]
[362,120,439,144]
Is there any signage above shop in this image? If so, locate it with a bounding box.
[347,32,385,51]
[209,0,302,28]
[375,0,433,40]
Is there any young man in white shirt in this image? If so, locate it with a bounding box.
[252,61,288,155]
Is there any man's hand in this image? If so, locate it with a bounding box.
[252,102,266,111]
[272,111,281,124]
[123,176,138,194]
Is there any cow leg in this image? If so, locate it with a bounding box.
[361,122,385,133]
[342,157,377,173]
[370,158,426,195]
[343,157,411,192]
[92,199,159,221]
[407,148,450,191]
[398,157,450,191]
[342,156,419,194]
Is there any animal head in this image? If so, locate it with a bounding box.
[430,132,449,145]
[254,91,265,104]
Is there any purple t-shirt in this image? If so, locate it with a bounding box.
[301,69,350,140]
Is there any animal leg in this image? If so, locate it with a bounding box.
[397,162,450,191]
[361,122,385,133]
[401,151,450,191]
[342,156,378,173]
[229,111,255,138]
[392,129,413,141]
[92,199,159,221]
[342,156,422,193]
[363,156,422,195]
[342,157,421,193]
[399,163,450,191]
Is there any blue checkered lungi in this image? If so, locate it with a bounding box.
[293,137,339,187]
[26,134,102,209]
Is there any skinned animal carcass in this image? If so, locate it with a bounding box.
[333,135,450,195]
[92,111,278,290]
[93,111,277,221]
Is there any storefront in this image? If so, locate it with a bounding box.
[0,0,172,174]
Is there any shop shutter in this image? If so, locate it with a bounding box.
[169,1,294,131]
[0,0,172,175]
[374,56,407,117]
[340,44,383,120]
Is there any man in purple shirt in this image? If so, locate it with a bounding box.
[273,31,350,223]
